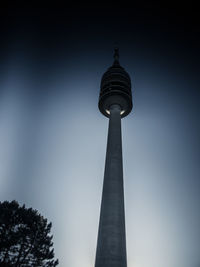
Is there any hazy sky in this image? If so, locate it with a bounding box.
[0,5,200,267]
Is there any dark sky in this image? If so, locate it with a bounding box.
[0,4,200,267]
[1,4,200,110]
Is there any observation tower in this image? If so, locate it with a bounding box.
[95,49,132,267]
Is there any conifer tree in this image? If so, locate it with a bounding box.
[0,200,58,267]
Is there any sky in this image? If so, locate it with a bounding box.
[0,4,200,267]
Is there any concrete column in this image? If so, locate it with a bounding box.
[95,104,127,267]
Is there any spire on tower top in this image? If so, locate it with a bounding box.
[113,47,120,65]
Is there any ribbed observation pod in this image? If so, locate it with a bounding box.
[98,49,132,118]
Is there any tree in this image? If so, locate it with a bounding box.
[0,200,58,267]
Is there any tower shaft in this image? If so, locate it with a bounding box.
[95,104,127,267]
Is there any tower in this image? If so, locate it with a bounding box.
[95,49,132,267]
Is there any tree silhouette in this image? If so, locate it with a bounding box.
[0,200,58,267]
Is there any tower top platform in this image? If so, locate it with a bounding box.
[98,49,132,118]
